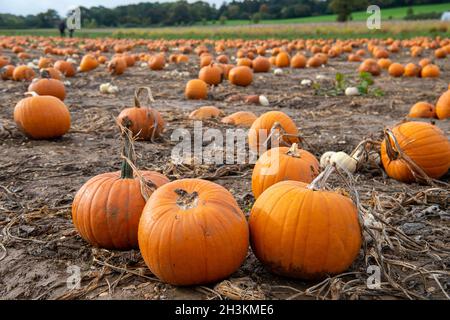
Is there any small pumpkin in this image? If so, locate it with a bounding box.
[421,64,440,78]
[248,111,299,153]
[377,58,392,69]
[117,87,165,141]
[221,111,257,127]
[72,124,169,250]
[185,79,208,100]
[229,66,253,87]
[436,90,450,120]
[198,63,223,86]
[403,63,421,77]
[358,59,381,76]
[54,60,76,77]
[40,68,63,80]
[408,102,436,118]
[252,143,319,199]
[381,122,450,183]
[28,76,66,101]
[188,106,223,120]
[148,54,165,70]
[252,56,271,73]
[388,63,404,77]
[291,54,307,68]
[14,92,70,139]
[249,180,362,280]
[108,57,127,75]
[79,54,99,72]
[138,178,249,286]
[12,65,36,81]
[1,65,15,80]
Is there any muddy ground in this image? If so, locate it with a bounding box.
[0,43,449,300]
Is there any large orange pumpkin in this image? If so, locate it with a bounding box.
[435,90,450,120]
[12,65,35,81]
[138,178,249,285]
[72,127,169,250]
[14,93,70,139]
[248,111,299,153]
[381,122,450,183]
[252,56,271,73]
[252,143,319,199]
[117,87,165,141]
[249,180,362,280]
[54,60,76,77]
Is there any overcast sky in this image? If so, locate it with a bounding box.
[0,0,228,16]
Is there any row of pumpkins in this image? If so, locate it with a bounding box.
[12,83,450,286]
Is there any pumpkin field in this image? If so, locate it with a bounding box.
[0,32,449,300]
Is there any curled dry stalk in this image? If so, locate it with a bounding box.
[133,86,161,143]
[262,122,311,152]
[383,128,438,186]
[118,119,156,201]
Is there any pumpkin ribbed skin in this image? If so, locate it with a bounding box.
[138,178,249,286]
[14,95,71,139]
[248,111,299,152]
[249,181,362,280]
[72,171,169,250]
[381,122,450,182]
[28,78,66,101]
[252,146,319,199]
[436,90,450,120]
[117,107,165,140]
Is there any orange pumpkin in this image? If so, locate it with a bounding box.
[54,60,76,77]
[40,68,63,80]
[377,58,392,69]
[38,57,53,69]
[79,54,99,72]
[408,102,436,118]
[221,111,257,127]
[1,65,15,80]
[72,126,169,250]
[237,57,253,67]
[381,122,450,182]
[14,93,70,139]
[291,54,307,68]
[421,64,440,78]
[388,63,404,77]
[185,79,208,100]
[252,56,271,73]
[229,66,253,87]
[148,54,165,70]
[403,63,421,77]
[248,111,299,153]
[198,63,223,86]
[359,59,381,76]
[138,178,249,285]
[249,180,362,280]
[117,87,165,141]
[108,57,127,75]
[28,78,66,101]
[252,143,319,199]
[12,65,36,81]
[436,90,450,120]
[275,51,290,68]
[188,106,223,120]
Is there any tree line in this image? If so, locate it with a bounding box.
[0,0,447,29]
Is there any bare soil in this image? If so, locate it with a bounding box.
[0,45,449,300]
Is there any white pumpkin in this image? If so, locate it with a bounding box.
[320,151,336,168]
[330,151,358,173]
[259,95,269,106]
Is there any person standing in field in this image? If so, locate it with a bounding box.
[58,20,67,37]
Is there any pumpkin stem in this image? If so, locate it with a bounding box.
[134,86,155,108]
[383,128,435,186]
[119,118,136,179]
[287,143,301,157]
[307,164,335,191]
[174,188,199,210]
